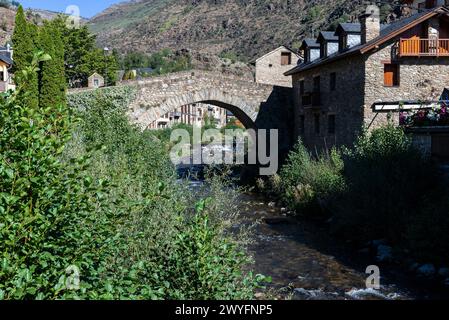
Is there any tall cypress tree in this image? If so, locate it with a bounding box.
[38,22,66,109]
[11,6,31,75]
[12,5,39,109]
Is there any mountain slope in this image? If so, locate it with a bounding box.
[0,6,88,45]
[88,0,401,60]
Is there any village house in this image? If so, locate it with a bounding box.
[255,46,302,87]
[0,44,14,93]
[285,2,449,158]
[88,72,105,89]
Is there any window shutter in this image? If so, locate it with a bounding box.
[384,66,394,86]
[384,64,399,87]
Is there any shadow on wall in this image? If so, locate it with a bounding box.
[255,85,295,162]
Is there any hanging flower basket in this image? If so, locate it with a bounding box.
[400,102,449,127]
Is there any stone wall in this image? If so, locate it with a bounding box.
[126,70,276,130]
[292,55,366,151]
[256,48,301,88]
[364,41,449,128]
[291,37,449,152]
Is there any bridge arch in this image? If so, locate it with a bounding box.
[126,70,275,131]
[154,89,258,129]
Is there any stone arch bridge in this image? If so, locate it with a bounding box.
[70,70,294,152]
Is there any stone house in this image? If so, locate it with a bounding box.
[255,46,302,87]
[0,44,14,92]
[285,3,449,158]
[88,72,105,89]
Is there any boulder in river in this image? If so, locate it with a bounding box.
[376,245,393,262]
[417,264,436,278]
[438,267,449,278]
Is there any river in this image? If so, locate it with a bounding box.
[177,161,449,301]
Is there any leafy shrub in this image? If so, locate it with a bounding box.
[278,140,345,216]
[71,89,264,299]
[0,56,116,299]
[332,125,439,244]
[0,57,263,300]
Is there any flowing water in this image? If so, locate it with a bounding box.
[178,161,449,300]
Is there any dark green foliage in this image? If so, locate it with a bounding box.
[277,140,345,216]
[12,5,39,109]
[38,21,66,109]
[0,54,115,299]
[276,125,449,264]
[0,60,263,299]
[119,49,192,77]
[50,16,119,88]
[332,126,448,253]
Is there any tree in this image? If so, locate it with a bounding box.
[38,21,66,109]
[12,5,39,109]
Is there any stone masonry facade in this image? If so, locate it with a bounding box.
[292,55,366,150]
[289,6,449,152]
[256,46,302,88]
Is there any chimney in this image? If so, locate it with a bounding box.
[360,5,381,44]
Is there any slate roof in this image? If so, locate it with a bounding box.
[285,7,448,76]
[299,38,320,50]
[318,31,339,42]
[0,54,13,66]
[337,23,362,34]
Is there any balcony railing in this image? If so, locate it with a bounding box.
[302,92,321,107]
[399,38,449,57]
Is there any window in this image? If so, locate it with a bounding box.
[384,64,399,87]
[330,72,336,91]
[0,71,4,82]
[299,115,305,134]
[299,80,305,95]
[281,52,292,66]
[313,76,321,92]
[314,114,320,135]
[94,79,99,87]
[328,115,336,134]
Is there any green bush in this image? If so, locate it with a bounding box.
[0,56,264,300]
[278,140,345,216]
[332,125,440,244]
[0,56,116,299]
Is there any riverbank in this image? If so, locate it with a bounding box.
[239,193,449,300]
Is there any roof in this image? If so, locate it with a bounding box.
[336,23,361,34]
[318,31,339,42]
[285,7,449,76]
[299,38,320,50]
[255,45,301,63]
[0,54,13,66]
[88,72,104,79]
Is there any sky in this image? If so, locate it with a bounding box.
[19,0,124,18]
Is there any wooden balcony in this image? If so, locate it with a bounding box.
[399,38,449,57]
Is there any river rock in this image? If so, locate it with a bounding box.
[280,207,287,213]
[417,264,436,278]
[438,267,449,278]
[371,239,387,248]
[358,248,370,255]
[444,278,449,287]
[409,262,420,272]
[268,202,276,208]
[376,245,393,262]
